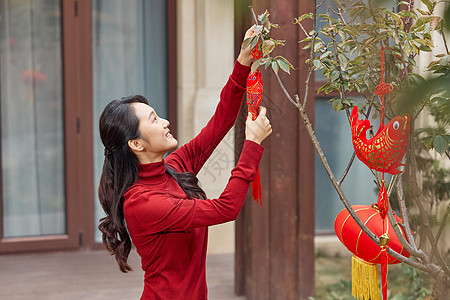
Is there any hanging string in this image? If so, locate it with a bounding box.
[373,47,393,128]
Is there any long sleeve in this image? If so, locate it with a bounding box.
[124,140,263,235]
[166,61,250,175]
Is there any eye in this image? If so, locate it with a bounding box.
[152,116,158,123]
[393,121,400,130]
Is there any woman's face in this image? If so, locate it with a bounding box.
[130,102,178,162]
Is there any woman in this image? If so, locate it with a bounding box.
[98,26,272,299]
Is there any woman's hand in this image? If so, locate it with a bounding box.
[237,25,257,66]
[245,107,272,144]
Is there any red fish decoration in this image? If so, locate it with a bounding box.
[351,106,410,174]
[246,70,263,120]
[247,40,264,204]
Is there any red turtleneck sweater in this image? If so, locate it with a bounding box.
[123,61,263,300]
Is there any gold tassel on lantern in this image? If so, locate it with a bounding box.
[352,255,381,300]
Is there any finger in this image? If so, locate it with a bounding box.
[244,25,256,40]
[258,106,267,118]
[247,24,256,35]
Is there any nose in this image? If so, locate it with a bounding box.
[162,118,170,127]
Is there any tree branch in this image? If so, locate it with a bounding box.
[435,203,449,243]
[337,152,356,185]
[301,0,317,109]
[408,123,450,277]
[285,87,381,245]
[396,172,418,250]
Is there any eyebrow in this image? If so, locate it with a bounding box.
[148,110,155,120]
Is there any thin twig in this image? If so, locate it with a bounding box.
[336,6,348,26]
[250,6,259,25]
[386,204,426,260]
[386,173,398,196]
[316,0,326,9]
[337,152,356,185]
[433,203,450,256]
[296,19,311,38]
[327,8,351,122]
[386,246,443,277]
[273,72,300,109]
[302,0,317,109]
[396,172,418,250]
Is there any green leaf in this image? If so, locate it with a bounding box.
[417,8,430,16]
[313,59,321,69]
[433,135,448,155]
[242,37,252,49]
[331,98,344,111]
[318,50,333,61]
[261,40,276,56]
[251,58,262,74]
[258,10,269,24]
[317,14,331,20]
[411,16,432,31]
[338,54,348,70]
[271,61,279,74]
[330,70,340,81]
[389,13,404,29]
[277,58,290,74]
[251,36,259,49]
[295,13,313,23]
[420,0,433,14]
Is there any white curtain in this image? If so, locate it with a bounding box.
[92,0,167,242]
[0,0,65,237]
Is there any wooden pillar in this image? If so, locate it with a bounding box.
[235,1,315,299]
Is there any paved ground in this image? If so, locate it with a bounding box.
[0,249,245,300]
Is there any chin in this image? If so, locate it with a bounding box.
[169,139,178,149]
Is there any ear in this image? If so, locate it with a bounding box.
[128,139,145,153]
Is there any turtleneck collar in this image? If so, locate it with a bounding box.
[138,160,168,185]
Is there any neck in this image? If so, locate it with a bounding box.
[136,152,165,164]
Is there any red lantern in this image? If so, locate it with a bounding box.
[335,205,410,263]
[335,205,410,300]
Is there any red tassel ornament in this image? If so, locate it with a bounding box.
[246,39,264,205]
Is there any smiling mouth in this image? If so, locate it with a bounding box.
[166,131,172,138]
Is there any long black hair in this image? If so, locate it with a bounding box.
[98,95,206,273]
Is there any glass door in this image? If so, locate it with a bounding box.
[0,0,81,252]
[0,0,65,237]
[91,0,168,242]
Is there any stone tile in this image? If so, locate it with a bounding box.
[0,249,245,300]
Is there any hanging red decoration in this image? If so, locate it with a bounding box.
[338,47,412,300]
[246,40,264,205]
[350,47,410,174]
[351,106,410,174]
[335,205,410,264]
[335,205,411,300]
[247,70,263,121]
